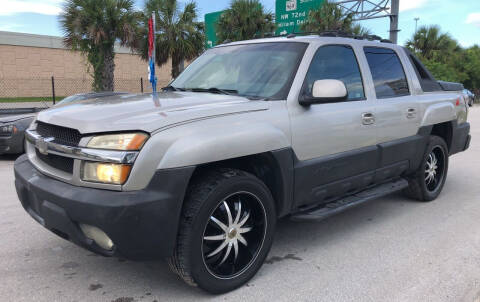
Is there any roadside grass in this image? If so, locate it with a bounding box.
[0,97,65,103]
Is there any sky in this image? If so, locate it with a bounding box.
[0,0,478,47]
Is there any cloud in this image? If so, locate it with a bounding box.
[399,0,429,12]
[0,23,24,31]
[0,0,62,16]
[465,12,480,27]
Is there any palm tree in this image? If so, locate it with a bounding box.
[406,25,460,61]
[142,0,204,79]
[60,0,141,91]
[351,23,371,36]
[301,2,353,33]
[216,0,275,44]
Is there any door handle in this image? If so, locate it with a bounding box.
[362,112,375,125]
[406,108,417,119]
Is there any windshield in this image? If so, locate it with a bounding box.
[170,42,308,100]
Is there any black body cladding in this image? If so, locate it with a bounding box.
[290,121,470,209]
[14,155,195,260]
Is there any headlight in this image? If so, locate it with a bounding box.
[0,124,16,135]
[82,162,132,185]
[87,132,148,150]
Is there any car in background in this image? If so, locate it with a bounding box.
[0,92,129,155]
[0,108,42,155]
[463,89,475,107]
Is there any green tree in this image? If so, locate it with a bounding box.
[351,23,371,36]
[405,25,480,93]
[461,45,480,92]
[142,0,204,79]
[406,25,460,61]
[422,59,467,83]
[216,0,275,43]
[301,2,370,36]
[60,0,141,91]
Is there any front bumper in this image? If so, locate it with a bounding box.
[14,155,194,260]
[0,131,24,154]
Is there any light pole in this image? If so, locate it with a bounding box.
[414,17,419,33]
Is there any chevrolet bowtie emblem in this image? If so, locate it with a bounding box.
[36,137,54,155]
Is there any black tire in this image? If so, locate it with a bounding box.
[169,168,276,294]
[404,135,449,201]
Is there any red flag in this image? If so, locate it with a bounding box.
[148,17,154,58]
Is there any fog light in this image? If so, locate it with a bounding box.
[79,224,114,250]
[82,162,131,185]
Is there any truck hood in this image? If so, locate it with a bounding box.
[36,92,268,134]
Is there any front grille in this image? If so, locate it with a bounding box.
[36,121,82,147]
[36,149,74,174]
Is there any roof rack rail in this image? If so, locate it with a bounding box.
[317,31,392,43]
[227,30,393,44]
[318,30,352,37]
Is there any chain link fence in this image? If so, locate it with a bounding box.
[0,77,148,110]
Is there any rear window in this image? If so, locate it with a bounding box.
[364,47,410,98]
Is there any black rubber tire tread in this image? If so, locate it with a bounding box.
[168,168,273,291]
[404,135,449,202]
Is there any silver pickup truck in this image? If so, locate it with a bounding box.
[14,35,471,293]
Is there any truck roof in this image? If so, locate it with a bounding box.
[217,34,402,50]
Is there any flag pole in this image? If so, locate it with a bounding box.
[151,11,157,94]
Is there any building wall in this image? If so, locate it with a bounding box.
[0,31,174,98]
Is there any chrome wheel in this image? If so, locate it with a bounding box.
[425,146,445,192]
[202,192,266,279]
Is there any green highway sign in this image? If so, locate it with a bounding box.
[275,0,324,35]
[205,10,223,49]
[204,0,325,48]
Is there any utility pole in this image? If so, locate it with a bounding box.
[389,0,399,44]
[414,17,419,33]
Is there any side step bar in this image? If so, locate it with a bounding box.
[290,178,409,222]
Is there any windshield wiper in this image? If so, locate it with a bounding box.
[244,95,271,101]
[162,85,185,92]
[179,87,270,100]
[186,87,239,95]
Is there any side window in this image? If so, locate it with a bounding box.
[304,45,365,101]
[364,47,410,98]
[405,48,442,92]
[410,54,430,79]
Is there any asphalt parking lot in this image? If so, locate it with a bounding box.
[1,107,480,302]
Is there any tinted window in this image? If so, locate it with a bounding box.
[304,45,365,101]
[364,47,409,98]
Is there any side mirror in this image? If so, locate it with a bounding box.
[299,79,348,106]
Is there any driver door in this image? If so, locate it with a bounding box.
[288,44,378,207]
